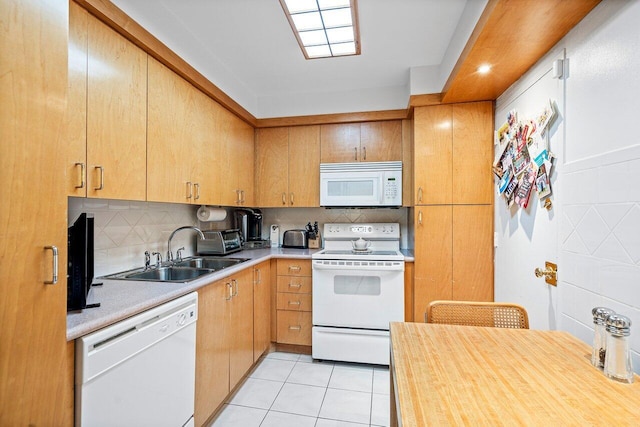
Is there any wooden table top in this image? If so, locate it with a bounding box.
[390,322,640,426]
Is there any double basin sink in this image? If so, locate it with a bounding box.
[104,257,249,283]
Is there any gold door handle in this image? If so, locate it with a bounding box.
[232,279,239,297]
[288,325,302,331]
[290,192,294,206]
[417,186,423,203]
[282,192,287,205]
[186,182,193,200]
[288,283,302,289]
[94,166,104,190]
[418,210,423,225]
[44,245,58,284]
[288,300,301,306]
[75,162,85,189]
[226,282,233,300]
[289,265,301,272]
[535,262,557,286]
[240,190,245,204]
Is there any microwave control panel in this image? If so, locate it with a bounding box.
[383,174,402,205]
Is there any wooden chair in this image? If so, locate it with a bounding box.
[426,300,529,329]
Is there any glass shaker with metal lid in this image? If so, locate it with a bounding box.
[591,307,615,369]
[604,313,634,383]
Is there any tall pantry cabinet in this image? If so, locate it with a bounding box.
[413,102,494,321]
[1,0,73,425]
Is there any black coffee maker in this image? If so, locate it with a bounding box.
[234,208,263,244]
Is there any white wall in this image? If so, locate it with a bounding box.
[495,0,640,369]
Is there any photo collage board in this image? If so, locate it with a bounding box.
[493,99,557,210]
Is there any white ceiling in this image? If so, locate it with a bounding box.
[110,0,487,118]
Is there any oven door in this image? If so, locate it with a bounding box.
[312,259,404,329]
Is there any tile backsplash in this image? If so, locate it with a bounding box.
[68,197,410,277]
[69,198,198,277]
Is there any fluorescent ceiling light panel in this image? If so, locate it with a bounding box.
[280,0,361,59]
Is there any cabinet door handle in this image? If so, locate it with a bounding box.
[288,300,301,306]
[417,186,423,203]
[226,282,233,300]
[288,282,302,289]
[254,268,261,285]
[288,325,302,331]
[290,192,294,206]
[282,192,287,205]
[232,279,239,297]
[186,182,193,199]
[44,246,58,285]
[94,166,104,190]
[194,183,200,200]
[75,162,85,189]
[418,210,423,225]
[354,147,358,161]
[240,190,245,204]
[362,146,366,160]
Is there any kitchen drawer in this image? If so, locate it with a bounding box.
[277,259,311,277]
[276,311,312,346]
[276,275,312,294]
[277,292,312,312]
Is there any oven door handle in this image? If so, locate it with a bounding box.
[312,261,404,272]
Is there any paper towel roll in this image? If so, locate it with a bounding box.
[197,206,227,222]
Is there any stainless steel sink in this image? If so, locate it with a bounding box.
[123,267,214,282]
[173,257,249,270]
[102,256,250,283]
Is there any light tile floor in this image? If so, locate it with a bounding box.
[209,352,390,427]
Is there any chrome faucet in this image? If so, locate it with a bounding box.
[167,226,205,263]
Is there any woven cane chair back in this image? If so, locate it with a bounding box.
[426,300,529,329]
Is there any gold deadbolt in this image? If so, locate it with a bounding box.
[535,261,557,286]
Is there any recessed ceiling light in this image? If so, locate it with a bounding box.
[478,64,491,74]
[280,0,361,59]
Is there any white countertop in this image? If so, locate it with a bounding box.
[67,247,415,341]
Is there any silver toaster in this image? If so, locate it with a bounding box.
[282,229,308,249]
[197,229,242,255]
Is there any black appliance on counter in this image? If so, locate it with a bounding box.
[67,213,95,312]
[234,208,263,243]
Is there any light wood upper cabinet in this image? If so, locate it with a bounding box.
[414,102,493,205]
[67,2,88,197]
[86,14,147,200]
[1,0,73,424]
[255,126,320,207]
[216,106,255,206]
[452,102,494,204]
[320,121,402,163]
[148,58,219,204]
[255,127,289,206]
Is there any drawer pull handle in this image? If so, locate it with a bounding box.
[75,162,85,189]
[288,283,302,289]
[186,182,193,199]
[289,265,301,272]
[44,245,58,284]
[94,166,104,190]
[194,183,200,200]
[289,325,301,331]
[288,301,301,306]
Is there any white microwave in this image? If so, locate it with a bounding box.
[320,161,402,207]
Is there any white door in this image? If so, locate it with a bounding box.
[494,48,565,330]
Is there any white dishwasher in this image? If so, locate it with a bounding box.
[76,292,198,427]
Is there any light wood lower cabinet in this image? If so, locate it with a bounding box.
[413,205,493,322]
[275,259,312,346]
[253,261,271,362]
[195,268,253,426]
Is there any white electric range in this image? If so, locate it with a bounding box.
[311,223,405,365]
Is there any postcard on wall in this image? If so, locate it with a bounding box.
[536,99,557,136]
[496,121,510,147]
[510,135,530,177]
[503,176,518,207]
[514,165,535,208]
[493,141,512,179]
[498,165,513,194]
[535,164,552,199]
[527,133,549,167]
